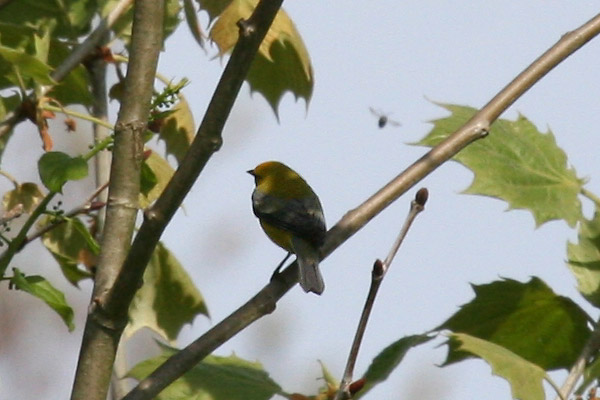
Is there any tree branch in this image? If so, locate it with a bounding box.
[324,13,600,255]
[104,0,286,332]
[21,183,107,247]
[87,29,112,231]
[122,12,600,400]
[334,189,427,400]
[0,191,56,277]
[555,319,600,399]
[70,1,164,399]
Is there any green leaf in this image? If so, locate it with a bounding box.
[45,39,92,106]
[0,91,20,118]
[38,151,88,193]
[196,0,230,23]
[100,0,181,46]
[164,0,183,43]
[318,360,338,388]
[124,242,208,341]
[0,0,95,39]
[70,217,100,255]
[99,0,134,43]
[41,216,95,286]
[10,268,75,331]
[53,252,94,285]
[0,94,20,163]
[158,97,195,164]
[34,28,51,64]
[128,350,281,400]
[567,209,600,307]
[108,80,125,102]
[210,0,313,114]
[183,0,205,49]
[436,277,591,370]
[0,22,92,105]
[0,22,38,51]
[245,37,313,116]
[139,151,174,208]
[291,361,337,399]
[2,182,45,214]
[0,44,55,85]
[140,160,158,197]
[0,25,30,90]
[358,334,434,398]
[47,64,92,106]
[449,333,548,400]
[415,103,584,227]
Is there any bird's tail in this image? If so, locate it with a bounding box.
[292,237,325,295]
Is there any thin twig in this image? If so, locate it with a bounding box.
[0,203,24,225]
[0,110,23,145]
[548,378,567,400]
[121,13,600,400]
[51,0,132,83]
[0,192,56,276]
[581,188,600,209]
[555,320,600,399]
[0,170,19,188]
[42,104,113,130]
[334,189,427,400]
[382,188,428,271]
[21,182,108,247]
[87,28,112,232]
[85,181,110,206]
[85,33,119,399]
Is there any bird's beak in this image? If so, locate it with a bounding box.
[247,169,255,176]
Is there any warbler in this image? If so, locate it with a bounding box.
[248,161,326,295]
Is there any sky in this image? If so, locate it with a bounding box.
[2,1,600,399]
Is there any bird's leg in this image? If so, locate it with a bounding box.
[270,252,292,281]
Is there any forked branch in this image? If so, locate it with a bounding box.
[123,12,600,400]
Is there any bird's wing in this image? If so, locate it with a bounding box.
[252,191,326,247]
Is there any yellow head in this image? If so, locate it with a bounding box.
[248,161,316,199]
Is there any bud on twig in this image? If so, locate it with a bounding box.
[349,378,366,395]
[415,187,428,207]
[372,259,385,279]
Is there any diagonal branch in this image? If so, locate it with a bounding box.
[103,0,286,323]
[122,12,600,400]
[325,13,600,254]
[51,0,133,83]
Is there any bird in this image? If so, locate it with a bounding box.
[248,161,326,295]
[369,107,402,128]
